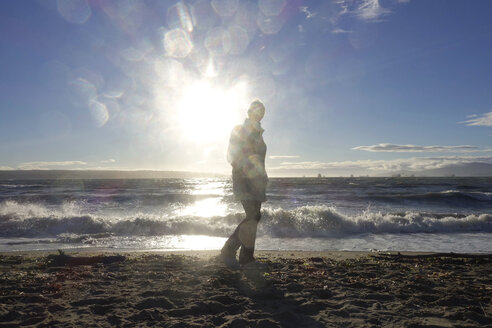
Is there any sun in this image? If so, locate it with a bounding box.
[174,79,249,144]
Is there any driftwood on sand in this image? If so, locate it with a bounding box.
[47,250,125,266]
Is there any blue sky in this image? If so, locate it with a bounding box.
[1,0,491,176]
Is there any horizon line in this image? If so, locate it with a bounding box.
[0,169,490,179]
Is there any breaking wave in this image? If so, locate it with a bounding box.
[259,206,491,237]
[371,190,492,203]
[0,201,490,239]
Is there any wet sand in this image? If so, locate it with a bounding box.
[0,250,491,327]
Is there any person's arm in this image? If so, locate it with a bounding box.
[227,126,242,166]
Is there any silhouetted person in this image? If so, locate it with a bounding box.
[221,100,268,268]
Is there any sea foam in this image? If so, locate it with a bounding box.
[1,201,490,238]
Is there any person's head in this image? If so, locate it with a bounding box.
[247,99,265,122]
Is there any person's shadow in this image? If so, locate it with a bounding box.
[213,257,326,328]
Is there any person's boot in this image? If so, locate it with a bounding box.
[220,236,241,269]
[221,234,241,256]
[238,246,255,265]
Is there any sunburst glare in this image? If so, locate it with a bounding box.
[174,78,249,144]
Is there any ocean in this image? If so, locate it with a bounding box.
[0,177,491,253]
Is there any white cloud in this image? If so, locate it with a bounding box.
[356,0,390,21]
[335,0,390,22]
[18,161,87,170]
[270,156,492,172]
[352,143,491,153]
[461,111,492,127]
[100,159,116,163]
[332,28,352,34]
[299,6,316,19]
[269,155,301,159]
[0,166,14,170]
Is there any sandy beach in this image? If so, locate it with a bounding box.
[0,250,491,327]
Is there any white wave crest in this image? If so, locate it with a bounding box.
[259,205,492,237]
[0,201,490,238]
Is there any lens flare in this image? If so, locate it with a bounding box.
[224,26,249,55]
[211,0,238,17]
[164,29,193,58]
[57,0,91,24]
[167,2,193,32]
[259,0,286,16]
[257,12,286,34]
[205,27,228,56]
[89,100,109,127]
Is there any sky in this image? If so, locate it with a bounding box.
[1,0,492,176]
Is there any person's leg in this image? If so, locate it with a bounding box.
[238,200,261,265]
[221,226,242,258]
[221,200,253,258]
[221,200,262,263]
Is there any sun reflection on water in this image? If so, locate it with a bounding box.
[173,235,225,250]
[179,197,227,218]
[190,180,227,195]
[142,235,226,251]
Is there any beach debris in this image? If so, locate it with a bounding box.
[46,250,125,267]
[371,252,492,260]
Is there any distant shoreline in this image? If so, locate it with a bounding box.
[0,170,491,180]
[0,170,226,180]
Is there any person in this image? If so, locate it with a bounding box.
[220,99,268,268]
